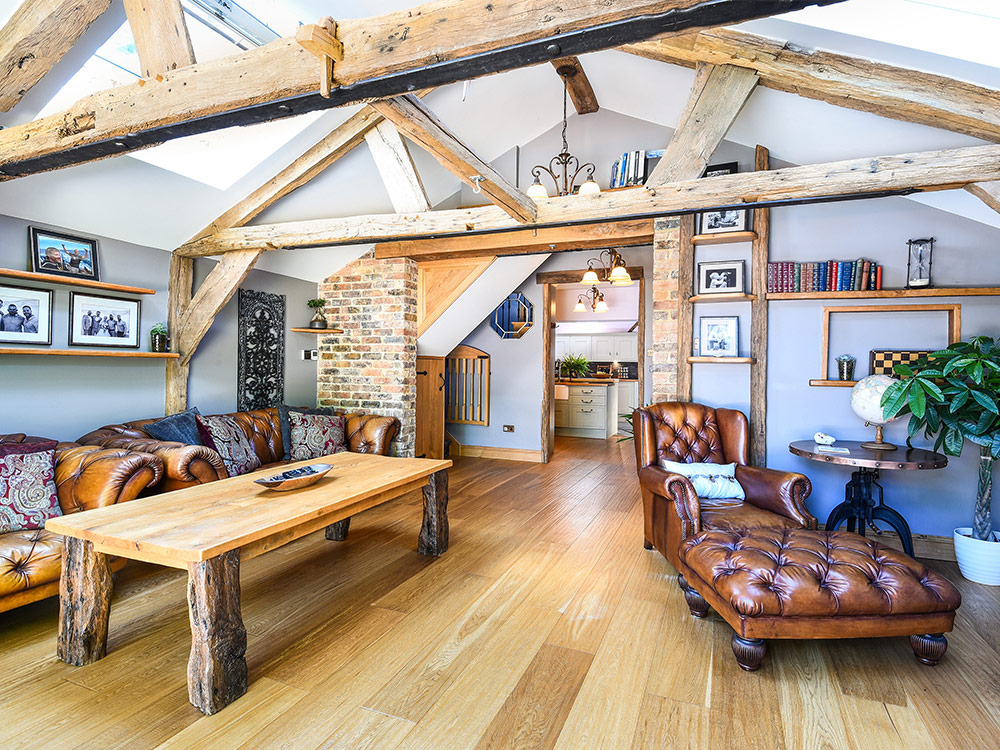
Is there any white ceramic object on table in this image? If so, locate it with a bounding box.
[813,432,836,445]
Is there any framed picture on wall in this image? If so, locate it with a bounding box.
[0,283,52,345]
[29,227,100,281]
[697,260,745,295]
[699,316,739,358]
[697,162,748,235]
[68,292,140,348]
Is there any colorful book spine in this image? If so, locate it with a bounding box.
[861,260,871,291]
[876,264,883,290]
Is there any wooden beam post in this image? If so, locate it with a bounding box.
[122,0,195,78]
[551,57,599,114]
[541,282,555,462]
[166,253,194,414]
[370,94,537,223]
[365,120,431,212]
[676,214,695,401]
[646,62,758,186]
[749,145,770,467]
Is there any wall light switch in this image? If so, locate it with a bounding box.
[301,349,310,360]
[311,349,319,360]
[503,425,514,432]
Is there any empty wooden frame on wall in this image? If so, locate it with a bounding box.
[810,303,962,387]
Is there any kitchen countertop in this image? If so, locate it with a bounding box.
[554,379,616,386]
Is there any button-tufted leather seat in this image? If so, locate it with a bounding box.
[677,528,962,670]
[633,402,817,569]
[77,407,401,493]
[0,435,164,614]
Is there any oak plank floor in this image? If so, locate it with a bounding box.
[1,436,998,749]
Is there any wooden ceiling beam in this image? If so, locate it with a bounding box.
[0,0,845,177]
[123,0,195,78]
[623,27,1000,143]
[965,181,1000,215]
[365,120,431,213]
[551,57,599,115]
[645,62,758,185]
[176,142,1000,258]
[0,0,113,112]
[370,94,536,222]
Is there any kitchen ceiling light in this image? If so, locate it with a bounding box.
[579,248,633,286]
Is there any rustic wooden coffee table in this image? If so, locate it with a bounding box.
[46,452,451,715]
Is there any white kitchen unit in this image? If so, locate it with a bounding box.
[617,380,639,429]
[556,333,637,362]
[554,381,619,439]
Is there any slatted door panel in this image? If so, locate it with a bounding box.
[445,345,490,426]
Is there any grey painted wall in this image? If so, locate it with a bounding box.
[0,214,317,441]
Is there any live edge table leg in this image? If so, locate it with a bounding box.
[418,469,450,556]
[187,550,247,715]
[57,537,114,666]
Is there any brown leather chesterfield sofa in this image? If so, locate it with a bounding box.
[0,434,164,614]
[633,402,817,569]
[77,407,400,493]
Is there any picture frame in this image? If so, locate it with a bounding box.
[0,283,53,345]
[699,316,739,358]
[698,162,748,235]
[29,227,100,281]
[697,260,745,295]
[68,292,140,349]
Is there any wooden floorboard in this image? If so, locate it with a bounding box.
[0,436,998,749]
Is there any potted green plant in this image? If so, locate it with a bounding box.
[307,298,328,329]
[881,335,1000,585]
[149,323,169,353]
[561,353,590,381]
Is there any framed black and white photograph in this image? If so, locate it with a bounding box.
[702,162,738,179]
[29,227,100,281]
[699,316,739,358]
[697,163,748,235]
[697,260,745,295]
[0,283,52,345]
[68,292,139,349]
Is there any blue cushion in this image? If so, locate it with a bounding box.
[659,459,745,500]
[145,408,202,445]
[277,405,340,460]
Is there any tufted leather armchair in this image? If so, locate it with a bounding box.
[77,407,401,493]
[633,402,816,569]
[0,435,164,614]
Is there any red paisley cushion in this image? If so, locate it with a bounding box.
[0,443,62,533]
[196,415,262,477]
[288,412,348,461]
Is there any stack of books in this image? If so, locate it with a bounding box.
[767,259,883,293]
[610,149,662,188]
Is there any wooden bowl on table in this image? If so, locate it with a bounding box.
[254,463,333,492]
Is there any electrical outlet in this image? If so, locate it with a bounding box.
[503,425,514,432]
[311,349,319,360]
[301,349,310,360]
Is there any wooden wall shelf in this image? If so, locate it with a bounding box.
[687,356,756,364]
[689,293,757,303]
[0,268,155,295]
[809,379,857,387]
[0,348,179,358]
[767,287,1000,301]
[290,327,343,334]
[691,231,757,246]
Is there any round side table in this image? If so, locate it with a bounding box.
[788,440,948,557]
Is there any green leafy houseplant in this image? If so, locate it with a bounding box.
[561,353,590,379]
[881,336,1000,542]
[306,298,326,310]
[149,323,168,336]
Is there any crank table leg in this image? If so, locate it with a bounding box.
[187,550,247,715]
[418,469,450,556]
[57,537,114,666]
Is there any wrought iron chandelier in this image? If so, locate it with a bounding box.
[574,285,608,313]
[581,248,633,287]
[526,66,600,199]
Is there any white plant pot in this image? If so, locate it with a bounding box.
[953,527,1000,586]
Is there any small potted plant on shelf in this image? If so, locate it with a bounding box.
[881,335,1000,585]
[561,353,590,381]
[307,298,328,329]
[149,323,169,353]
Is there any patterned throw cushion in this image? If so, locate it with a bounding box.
[0,442,62,533]
[277,405,340,460]
[659,459,746,500]
[145,407,203,445]
[196,415,262,477]
[288,412,348,461]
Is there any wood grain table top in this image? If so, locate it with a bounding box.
[47,452,451,566]
[788,440,947,471]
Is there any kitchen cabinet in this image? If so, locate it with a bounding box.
[554,383,618,439]
[614,334,639,361]
[555,333,638,362]
[617,381,639,414]
[590,335,615,360]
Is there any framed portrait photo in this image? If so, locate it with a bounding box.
[699,316,739,358]
[697,260,745,295]
[697,162,748,235]
[69,292,140,349]
[0,283,52,345]
[29,227,100,281]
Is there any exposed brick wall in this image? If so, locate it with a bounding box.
[317,252,417,457]
[652,217,681,403]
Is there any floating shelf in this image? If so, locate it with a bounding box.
[688,293,757,303]
[809,379,858,387]
[768,287,1000,301]
[289,327,343,334]
[691,231,757,246]
[0,348,178,358]
[687,356,756,364]
[0,268,155,295]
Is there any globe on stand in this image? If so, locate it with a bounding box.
[850,374,902,451]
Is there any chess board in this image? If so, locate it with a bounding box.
[869,349,932,377]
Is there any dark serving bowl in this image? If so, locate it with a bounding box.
[253,463,334,492]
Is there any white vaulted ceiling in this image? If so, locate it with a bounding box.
[0,0,998,281]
